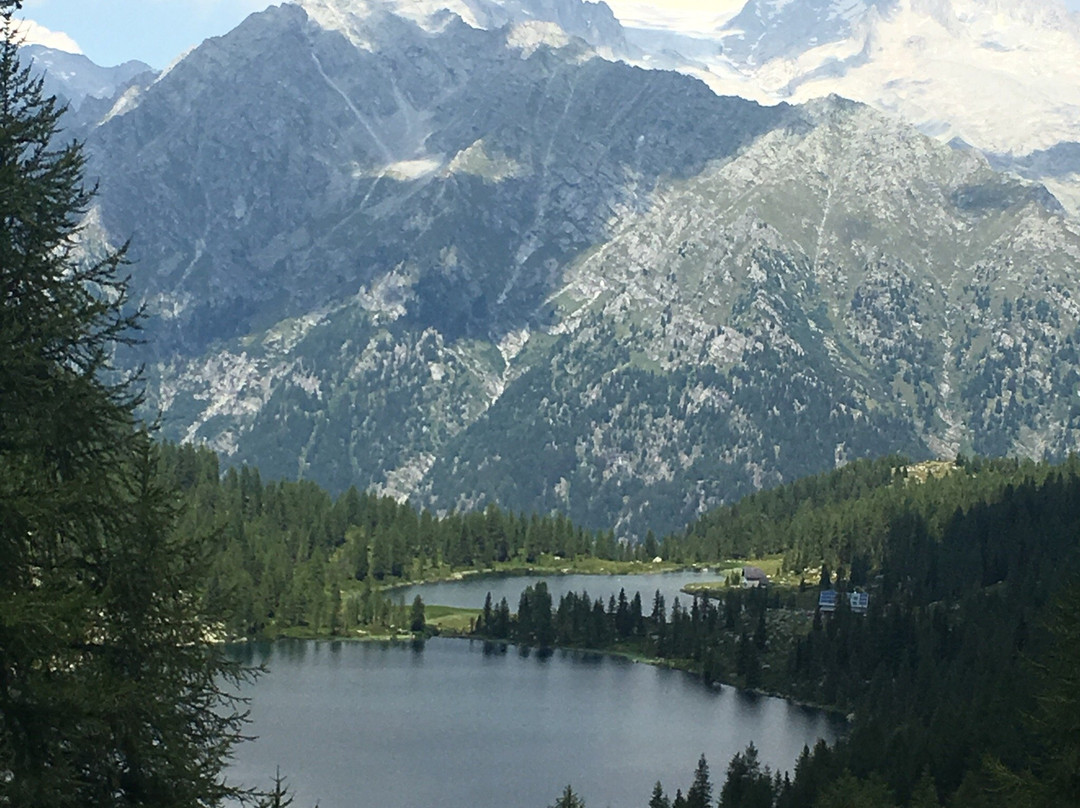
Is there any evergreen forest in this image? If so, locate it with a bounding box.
[481,455,1080,808]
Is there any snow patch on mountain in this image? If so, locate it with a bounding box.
[383,157,443,180]
[609,0,740,35]
[294,0,633,64]
[102,85,144,123]
[507,20,573,54]
[446,140,532,181]
[760,0,1080,154]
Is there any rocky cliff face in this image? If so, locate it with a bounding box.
[79,0,1080,536]
[87,2,779,358]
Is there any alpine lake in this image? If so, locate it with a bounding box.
[228,572,843,808]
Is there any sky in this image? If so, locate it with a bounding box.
[15,0,1080,68]
[19,0,275,67]
[17,0,747,67]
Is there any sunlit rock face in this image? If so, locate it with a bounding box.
[78,0,1080,537]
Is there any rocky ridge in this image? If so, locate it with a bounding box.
[622,0,1080,216]
[73,0,1080,537]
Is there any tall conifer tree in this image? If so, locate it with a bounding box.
[0,4,251,804]
[686,754,713,808]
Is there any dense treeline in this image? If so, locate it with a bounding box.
[475,581,776,689]
[494,456,1080,808]
[661,454,1080,575]
[155,442,640,636]
[668,454,905,563]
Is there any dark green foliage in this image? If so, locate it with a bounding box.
[682,457,1080,808]
[257,768,294,808]
[409,595,426,633]
[988,580,1080,808]
[718,745,773,808]
[0,9,250,805]
[814,773,896,808]
[685,754,712,808]
[648,781,670,808]
[155,442,626,637]
[669,454,908,563]
[526,455,1080,808]
[477,582,657,652]
[908,771,941,808]
[550,784,586,808]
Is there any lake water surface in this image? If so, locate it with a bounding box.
[229,637,842,808]
[393,569,727,612]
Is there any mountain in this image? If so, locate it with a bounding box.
[420,97,1080,530]
[297,0,630,50]
[615,0,1080,216]
[718,0,893,66]
[86,0,778,354]
[21,44,153,109]
[78,0,1080,536]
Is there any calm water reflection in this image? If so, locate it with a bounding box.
[228,638,842,808]
[393,570,726,611]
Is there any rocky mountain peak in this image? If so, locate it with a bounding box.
[718,0,891,65]
[21,44,154,110]
[294,0,627,51]
[75,0,1080,539]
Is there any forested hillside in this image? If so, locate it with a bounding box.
[475,455,1080,808]
[155,442,638,637]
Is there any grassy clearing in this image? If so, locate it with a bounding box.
[424,605,480,634]
[681,554,804,598]
[905,459,958,483]
[519,556,683,575]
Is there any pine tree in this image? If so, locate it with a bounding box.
[908,771,940,808]
[0,6,251,805]
[257,766,302,808]
[649,781,671,808]
[686,754,713,808]
[719,743,775,808]
[410,594,426,633]
[990,580,1080,808]
[753,610,768,650]
[550,785,586,808]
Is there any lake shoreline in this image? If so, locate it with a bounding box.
[439,634,851,719]
[242,567,848,719]
[242,630,849,720]
[378,560,712,594]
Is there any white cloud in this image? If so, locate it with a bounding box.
[604,0,744,32]
[11,18,82,53]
